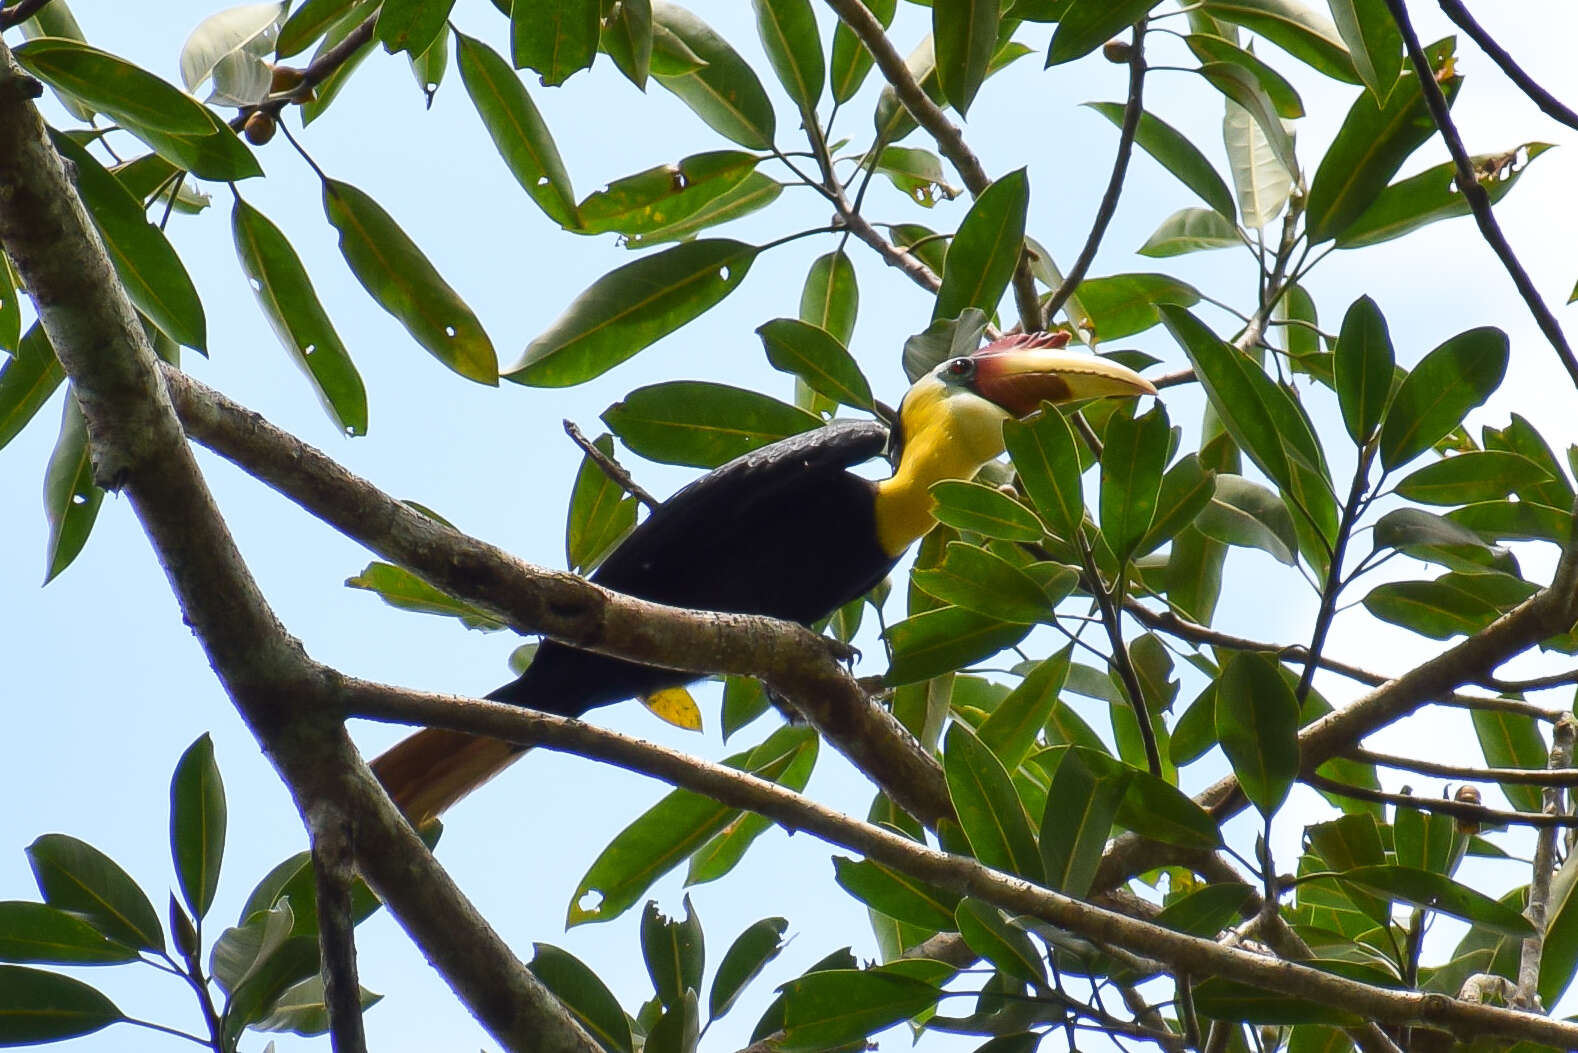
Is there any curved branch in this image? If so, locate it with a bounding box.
[0,42,599,1053]
[1436,0,1578,132]
[341,675,1578,1049]
[160,365,957,829]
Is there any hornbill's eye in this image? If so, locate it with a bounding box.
[944,357,975,380]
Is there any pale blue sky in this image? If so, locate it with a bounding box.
[3,1,1578,1050]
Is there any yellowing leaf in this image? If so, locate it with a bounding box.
[643,687,703,731]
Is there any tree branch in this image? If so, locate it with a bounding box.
[0,42,600,1053]
[308,800,368,1053]
[1042,22,1145,324]
[160,364,957,829]
[1436,0,1578,132]
[1383,0,1578,388]
[562,418,659,511]
[338,675,1578,1048]
[1304,772,1578,829]
[0,0,50,30]
[1345,746,1578,786]
[1515,715,1575,1009]
[819,0,1041,330]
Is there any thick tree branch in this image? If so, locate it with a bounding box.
[1383,0,1578,388]
[160,364,957,829]
[0,0,51,31]
[340,676,1578,1048]
[308,800,368,1053]
[820,0,1041,330]
[0,42,599,1053]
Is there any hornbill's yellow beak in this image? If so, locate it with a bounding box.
[965,331,1158,417]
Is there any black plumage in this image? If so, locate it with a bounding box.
[488,419,895,717]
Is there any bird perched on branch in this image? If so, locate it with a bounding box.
[372,332,1156,824]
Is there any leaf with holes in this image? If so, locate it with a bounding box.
[233,199,367,435]
[511,0,597,85]
[324,179,497,384]
[1339,144,1553,249]
[579,151,758,236]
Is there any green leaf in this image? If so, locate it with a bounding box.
[346,561,507,630]
[1037,748,1128,897]
[799,250,859,346]
[933,168,1029,323]
[1449,499,1572,545]
[652,2,776,149]
[26,835,163,952]
[934,0,999,113]
[1393,803,1460,877]
[954,899,1045,984]
[753,0,823,116]
[1378,327,1509,471]
[1333,295,1393,445]
[685,734,817,885]
[455,31,580,229]
[884,606,1030,685]
[1195,976,1359,1025]
[833,858,959,932]
[1215,652,1299,816]
[323,179,498,384]
[526,944,633,1053]
[1339,143,1554,249]
[977,650,1071,768]
[377,0,453,55]
[758,318,874,411]
[1363,575,1511,640]
[121,106,263,181]
[15,37,213,135]
[1085,102,1235,218]
[170,734,226,921]
[0,253,16,353]
[0,965,122,1044]
[251,975,383,1036]
[220,934,321,1045]
[710,917,788,1020]
[0,324,66,453]
[872,145,959,208]
[1002,406,1082,540]
[569,726,815,925]
[1198,61,1298,180]
[1200,0,1358,82]
[645,989,700,1053]
[276,0,357,57]
[511,0,598,85]
[1155,883,1253,938]
[930,479,1046,542]
[1397,451,1554,506]
[778,969,940,1050]
[1048,0,1155,65]
[1223,96,1292,228]
[0,903,136,965]
[1137,207,1241,257]
[1305,38,1458,243]
[602,380,819,468]
[1113,764,1223,849]
[566,433,638,573]
[1138,453,1215,555]
[580,152,758,236]
[232,199,368,436]
[41,397,103,584]
[1186,33,1304,117]
[1327,0,1402,103]
[830,0,896,103]
[510,239,759,387]
[1339,865,1533,936]
[1373,507,1498,557]
[721,675,770,741]
[211,900,294,994]
[623,173,784,248]
[1099,402,1170,562]
[1470,709,1546,815]
[943,723,1043,882]
[1075,273,1201,341]
[912,541,1055,624]
[602,0,653,88]
[50,133,206,352]
[641,898,704,1009]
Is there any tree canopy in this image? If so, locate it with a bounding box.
[3,1,1578,1052]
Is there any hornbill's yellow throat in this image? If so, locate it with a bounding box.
[372,331,1156,825]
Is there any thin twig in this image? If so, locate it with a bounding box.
[1076,531,1162,776]
[309,801,369,1053]
[1304,772,1578,828]
[563,419,659,511]
[255,14,377,119]
[1296,443,1375,700]
[1347,746,1578,787]
[1043,22,1146,323]
[1515,715,1575,1009]
[1382,0,1578,388]
[1436,0,1578,131]
[0,0,51,30]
